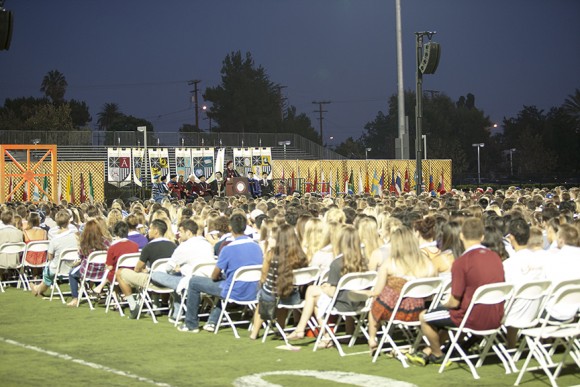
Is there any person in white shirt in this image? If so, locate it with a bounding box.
[150,219,214,322]
[503,218,546,348]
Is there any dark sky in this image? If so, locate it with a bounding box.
[1,1,579,145]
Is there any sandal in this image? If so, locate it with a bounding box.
[369,338,378,357]
[315,337,334,350]
[286,330,305,341]
[67,299,79,307]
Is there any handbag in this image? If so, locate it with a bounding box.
[258,297,278,321]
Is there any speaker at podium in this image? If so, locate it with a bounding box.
[225,177,250,197]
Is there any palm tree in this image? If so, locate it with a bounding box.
[40,70,68,104]
[563,88,580,126]
[97,102,123,131]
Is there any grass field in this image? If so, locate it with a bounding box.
[0,287,578,387]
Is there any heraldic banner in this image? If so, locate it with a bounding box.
[210,148,225,183]
[233,147,272,178]
[107,147,132,186]
[175,148,192,180]
[191,147,215,180]
[132,148,144,187]
[148,148,169,183]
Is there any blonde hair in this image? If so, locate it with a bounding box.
[356,216,382,259]
[302,218,325,261]
[389,226,434,278]
[324,207,346,224]
[337,225,368,276]
[151,210,176,241]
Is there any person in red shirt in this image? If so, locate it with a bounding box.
[93,220,139,295]
[406,217,505,367]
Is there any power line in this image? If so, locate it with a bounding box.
[312,100,331,145]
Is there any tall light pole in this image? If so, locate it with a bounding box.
[365,147,372,160]
[395,0,407,159]
[137,126,148,198]
[202,105,212,132]
[278,140,291,160]
[509,148,516,176]
[422,134,427,159]
[472,143,485,185]
[188,79,201,129]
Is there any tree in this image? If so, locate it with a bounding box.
[562,88,580,127]
[40,70,68,104]
[179,124,202,133]
[203,51,282,133]
[24,103,74,131]
[334,137,365,158]
[281,106,320,144]
[97,103,123,132]
[68,99,92,128]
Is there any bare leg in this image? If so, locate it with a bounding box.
[419,310,441,357]
[368,312,379,349]
[250,305,262,340]
[31,282,49,296]
[287,285,322,340]
[116,269,133,297]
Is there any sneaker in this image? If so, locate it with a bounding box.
[405,351,429,367]
[168,316,179,324]
[428,354,452,368]
[203,323,216,332]
[177,324,200,333]
[129,307,140,320]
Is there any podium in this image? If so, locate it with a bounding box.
[225,177,250,197]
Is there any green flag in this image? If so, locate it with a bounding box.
[42,176,49,201]
[88,171,95,203]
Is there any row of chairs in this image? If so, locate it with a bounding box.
[0,240,50,292]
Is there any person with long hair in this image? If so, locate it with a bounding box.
[301,218,325,262]
[250,224,309,339]
[67,219,111,307]
[355,216,382,265]
[287,225,368,349]
[415,216,451,275]
[310,221,342,270]
[367,226,436,353]
[436,221,464,274]
[23,212,48,267]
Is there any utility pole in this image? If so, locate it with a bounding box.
[312,100,331,146]
[188,79,201,130]
[277,85,287,135]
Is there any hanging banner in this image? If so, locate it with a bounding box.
[148,148,170,183]
[107,147,132,186]
[175,148,192,179]
[191,147,215,179]
[252,147,272,178]
[233,147,253,177]
[132,148,144,187]
[209,148,225,183]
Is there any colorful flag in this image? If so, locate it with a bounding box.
[358,169,364,194]
[365,169,370,194]
[57,174,63,202]
[88,171,95,203]
[313,168,318,193]
[348,169,354,194]
[327,171,332,196]
[404,168,410,193]
[79,173,87,203]
[32,182,40,202]
[42,176,49,202]
[65,175,73,203]
[389,168,396,194]
[335,169,340,195]
[291,171,295,193]
[428,173,435,192]
[395,171,402,196]
[22,182,28,202]
[379,169,385,197]
[7,175,13,202]
[437,170,445,193]
[371,170,380,196]
[306,169,311,193]
[321,170,326,194]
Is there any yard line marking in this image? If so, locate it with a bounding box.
[1,337,174,387]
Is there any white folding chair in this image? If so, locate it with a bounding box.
[514,284,580,387]
[214,264,262,338]
[49,248,79,303]
[314,271,378,356]
[136,258,174,323]
[76,250,108,310]
[432,276,452,307]
[437,282,515,379]
[372,277,444,365]
[497,279,552,373]
[261,266,320,345]
[173,261,218,327]
[0,242,26,292]
[104,252,141,316]
[20,240,50,290]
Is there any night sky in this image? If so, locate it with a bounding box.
[1,1,579,145]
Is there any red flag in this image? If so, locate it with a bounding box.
[437,170,445,193]
[79,173,87,203]
[404,169,410,192]
[389,168,396,193]
[380,168,386,193]
[22,181,28,202]
[306,169,311,193]
[364,169,370,193]
[291,171,295,193]
[428,173,435,192]
[313,168,318,193]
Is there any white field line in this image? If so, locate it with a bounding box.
[0,337,175,387]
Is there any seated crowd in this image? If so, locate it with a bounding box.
[0,185,579,367]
